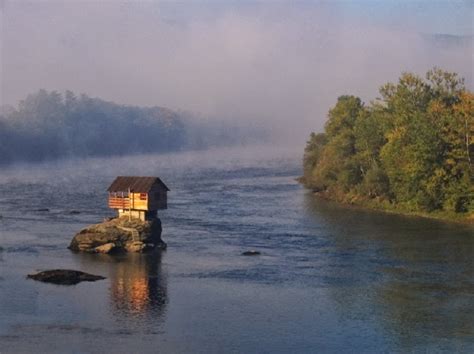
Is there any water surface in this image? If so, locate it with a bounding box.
[0,147,473,353]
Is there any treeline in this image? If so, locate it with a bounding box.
[0,90,185,164]
[0,90,266,165]
[303,68,473,216]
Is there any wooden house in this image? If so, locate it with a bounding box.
[107,176,170,221]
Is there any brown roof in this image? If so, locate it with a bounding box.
[107,176,170,193]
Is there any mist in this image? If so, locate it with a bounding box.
[1,1,473,145]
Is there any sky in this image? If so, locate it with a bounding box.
[1,0,473,143]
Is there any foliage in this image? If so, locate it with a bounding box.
[0,90,268,164]
[303,68,473,215]
[0,90,187,164]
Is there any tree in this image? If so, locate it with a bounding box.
[303,132,327,185]
[303,68,473,215]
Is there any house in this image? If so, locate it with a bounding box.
[107,176,170,221]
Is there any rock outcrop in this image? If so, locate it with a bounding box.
[27,269,106,285]
[242,250,261,256]
[69,217,166,254]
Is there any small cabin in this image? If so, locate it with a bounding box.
[107,176,170,221]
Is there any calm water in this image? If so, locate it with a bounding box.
[0,147,473,353]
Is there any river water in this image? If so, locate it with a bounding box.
[0,147,473,353]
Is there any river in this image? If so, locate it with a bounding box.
[0,146,473,353]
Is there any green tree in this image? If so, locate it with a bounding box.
[303,132,327,187]
[303,68,473,217]
[312,96,364,191]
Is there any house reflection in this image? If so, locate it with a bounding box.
[75,250,168,321]
[110,252,167,318]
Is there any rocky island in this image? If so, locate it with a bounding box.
[69,216,167,254]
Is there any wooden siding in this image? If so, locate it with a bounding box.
[109,189,167,211]
[108,197,131,209]
[108,193,149,211]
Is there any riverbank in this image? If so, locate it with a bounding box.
[298,177,474,225]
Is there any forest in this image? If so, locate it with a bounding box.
[0,90,264,165]
[303,68,473,219]
[0,90,187,164]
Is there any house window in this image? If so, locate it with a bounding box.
[139,193,147,200]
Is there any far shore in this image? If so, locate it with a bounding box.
[298,177,474,226]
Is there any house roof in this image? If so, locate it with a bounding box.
[107,176,170,193]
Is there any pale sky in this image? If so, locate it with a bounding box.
[1,0,473,142]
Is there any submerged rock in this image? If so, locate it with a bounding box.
[69,216,167,254]
[27,269,106,285]
[242,250,261,256]
[94,242,116,254]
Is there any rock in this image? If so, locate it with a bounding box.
[242,250,261,256]
[27,269,106,285]
[69,216,166,253]
[142,242,167,251]
[125,241,145,253]
[94,243,116,254]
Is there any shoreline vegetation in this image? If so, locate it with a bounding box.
[302,68,473,225]
[298,177,473,225]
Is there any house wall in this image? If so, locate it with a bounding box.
[117,209,157,221]
[109,193,148,211]
[108,183,167,213]
[148,185,168,210]
[130,192,148,211]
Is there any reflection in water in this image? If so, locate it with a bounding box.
[304,193,474,349]
[378,277,474,350]
[77,251,167,327]
[110,252,167,319]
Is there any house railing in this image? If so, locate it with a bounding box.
[108,197,131,209]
